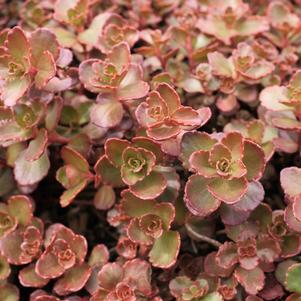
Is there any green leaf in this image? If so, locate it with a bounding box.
[105,138,131,167]
[181,132,217,168]
[184,175,221,216]
[34,50,56,89]
[130,171,167,200]
[60,179,87,207]
[7,195,33,226]
[25,129,48,161]
[286,263,301,294]
[14,150,50,186]
[149,230,180,268]
[207,177,248,204]
[242,140,265,181]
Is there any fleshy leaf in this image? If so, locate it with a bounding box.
[19,264,49,288]
[53,263,92,296]
[130,171,167,200]
[90,101,124,128]
[149,230,180,268]
[242,140,265,181]
[184,175,221,216]
[234,266,265,295]
[7,195,33,226]
[14,150,50,186]
[207,177,248,204]
[286,263,301,294]
[280,167,301,200]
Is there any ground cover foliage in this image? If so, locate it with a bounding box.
[1,0,301,300]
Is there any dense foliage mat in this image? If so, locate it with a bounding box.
[1,0,301,300]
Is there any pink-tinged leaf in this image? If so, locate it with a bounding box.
[204,252,234,278]
[60,179,88,207]
[259,86,290,111]
[147,121,180,141]
[78,59,103,93]
[6,27,30,62]
[216,94,239,115]
[127,218,153,245]
[242,140,265,181]
[14,150,50,186]
[130,171,167,200]
[7,195,33,226]
[123,259,152,295]
[236,16,269,36]
[98,262,124,290]
[30,28,60,64]
[208,177,248,204]
[105,138,131,167]
[89,244,109,267]
[34,51,56,89]
[94,185,115,210]
[267,2,300,29]
[272,116,301,130]
[45,97,63,131]
[118,64,149,100]
[181,77,204,93]
[281,167,301,199]
[0,229,23,264]
[189,150,216,177]
[53,263,92,296]
[240,61,274,80]
[61,146,89,173]
[172,107,202,126]
[116,236,137,259]
[219,203,251,226]
[121,147,156,186]
[0,283,19,301]
[155,202,175,229]
[19,264,49,288]
[234,266,265,295]
[181,131,217,167]
[107,42,131,73]
[216,242,238,269]
[90,101,124,128]
[25,129,48,161]
[198,107,212,126]
[94,156,124,188]
[197,17,234,45]
[221,132,244,161]
[149,230,180,268]
[35,252,65,279]
[121,190,156,217]
[207,52,236,78]
[184,175,221,217]
[77,12,113,48]
[1,75,31,107]
[293,198,301,222]
[231,181,264,212]
[132,137,163,163]
[156,83,181,114]
[257,236,281,263]
[285,204,301,232]
[169,276,194,299]
[44,77,74,93]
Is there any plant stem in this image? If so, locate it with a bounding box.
[186,224,222,248]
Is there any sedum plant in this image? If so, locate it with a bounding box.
[0,0,300,300]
